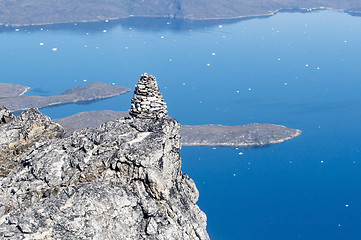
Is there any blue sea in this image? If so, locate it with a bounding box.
[1,10,361,240]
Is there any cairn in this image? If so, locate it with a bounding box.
[129,73,167,119]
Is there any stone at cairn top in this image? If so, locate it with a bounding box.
[129,73,168,119]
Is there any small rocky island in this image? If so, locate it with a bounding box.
[0,74,209,239]
[52,74,302,147]
[55,112,301,147]
[0,82,131,112]
[180,124,301,147]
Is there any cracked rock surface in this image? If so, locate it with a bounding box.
[0,108,65,178]
[0,113,209,239]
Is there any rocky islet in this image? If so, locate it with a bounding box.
[54,110,302,147]
[0,82,131,112]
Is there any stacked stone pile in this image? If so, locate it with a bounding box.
[129,73,167,118]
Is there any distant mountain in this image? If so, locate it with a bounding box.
[0,0,360,26]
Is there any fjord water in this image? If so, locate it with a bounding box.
[1,10,361,239]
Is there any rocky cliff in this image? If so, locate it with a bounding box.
[0,74,209,239]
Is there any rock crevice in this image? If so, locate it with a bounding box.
[0,107,65,178]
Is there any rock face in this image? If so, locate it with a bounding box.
[129,73,168,119]
[0,108,65,178]
[0,76,209,239]
[0,107,14,125]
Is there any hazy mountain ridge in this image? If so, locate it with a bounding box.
[0,0,360,26]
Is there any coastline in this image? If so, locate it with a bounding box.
[0,7,358,28]
[180,123,302,147]
[181,132,302,147]
[0,83,131,112]
[18,87,30,96]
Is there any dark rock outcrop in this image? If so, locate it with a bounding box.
[0,75,209,239]
[0,107,14,125]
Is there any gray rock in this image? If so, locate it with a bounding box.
[0,115,209,239]
[0,108,65,178]
[0,107,14,125]
[129,73,168,119]
[0,74,209,239]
